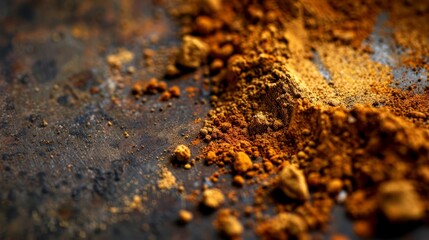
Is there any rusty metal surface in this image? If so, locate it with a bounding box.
[1,1,428,240]
[0,1,220,239]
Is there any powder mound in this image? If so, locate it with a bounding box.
[169,0,429,238]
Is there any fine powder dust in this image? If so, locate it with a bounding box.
[165,0,429,238]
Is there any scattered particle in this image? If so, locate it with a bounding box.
[232,175,245,187]
[169,86,181,98]
[178,210,193,224]
[41,120,48,127]
[124,131,130,138]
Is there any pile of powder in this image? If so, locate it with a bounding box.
[163,0,429,238]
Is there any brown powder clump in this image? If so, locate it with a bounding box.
[202,188,225,209]
[169,86,181,98]
[107,48,134,68]
[174,144,191,162]
[132,78,181,101]
[178,210,193,224]
[177,35,209,69]
[233,152,252,174]
[232,175,245,187]
[213,209,243,239]
[326,178,343,195]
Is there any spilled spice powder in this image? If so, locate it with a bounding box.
[107,48,134,68]
[162,0,429,238]
[158,167,177,190]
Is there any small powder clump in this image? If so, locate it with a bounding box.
[202,188,225,209]
[107,48,134,68]
[158,168,177,190]
[214,209,243,239]
[169,86,181,98]
[233,152,252,174]
[177,35,209,69]
[131,78,180,102]
[174,145,191,162]
[126,195,143,212]
[178,210,193,224]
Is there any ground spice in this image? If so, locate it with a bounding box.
[127,195,143,212]
[106,48,134,68]
[157,167,177,190]
[163,0,429,238]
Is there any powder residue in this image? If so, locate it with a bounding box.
[158,167,177,190]
[162,0,429,238]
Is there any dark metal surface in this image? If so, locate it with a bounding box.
[1,1,428,239]
[0,1,220,239]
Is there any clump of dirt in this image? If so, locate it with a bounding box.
[164,0,429,238]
